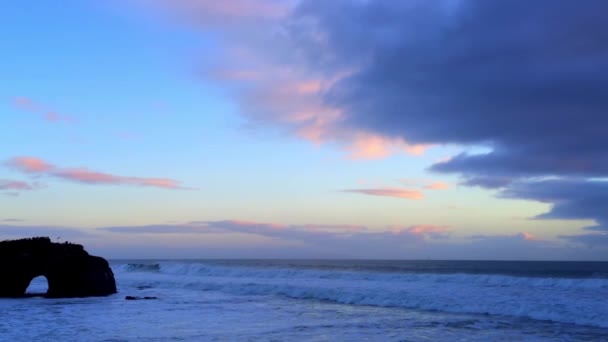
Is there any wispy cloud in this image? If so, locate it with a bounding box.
[0,179,42,191]
[6,156,194,190]
[342,188,424,200]
[12,97,76,124]
[424,182,451,190]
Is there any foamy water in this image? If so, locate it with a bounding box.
[1,260,607,341]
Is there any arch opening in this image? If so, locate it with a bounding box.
[25,275,49,297]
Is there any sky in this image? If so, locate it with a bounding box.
[1,0,607,260]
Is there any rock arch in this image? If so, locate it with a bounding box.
[0,237,117,298]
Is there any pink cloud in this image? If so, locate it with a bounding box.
[54,168,122,184]
[405,225,450,235]
[347,133,429,160]
[8,157,55,173]
[424,182,451,190]
[133,178,185,189]
[520,232,538,241]
[11,97,76,124]
[344,188,424,200]
[54,168,191,189]
[6,156,193,190]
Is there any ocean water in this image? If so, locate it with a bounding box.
[1,260,607,341]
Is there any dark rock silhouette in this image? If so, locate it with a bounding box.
[125,295,157,300]
[0,237,117,298]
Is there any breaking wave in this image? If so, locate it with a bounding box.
[115,261,608,328]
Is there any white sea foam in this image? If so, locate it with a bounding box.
[3,261,607,341]
[116,262,608,329]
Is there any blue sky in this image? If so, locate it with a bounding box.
[1,0,606,260]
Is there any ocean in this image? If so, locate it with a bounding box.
[1,260,607,341]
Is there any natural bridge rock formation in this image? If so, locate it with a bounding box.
[0,237,117,298]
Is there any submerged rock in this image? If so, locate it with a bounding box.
[0,237,117,298]
[125,296,157,300]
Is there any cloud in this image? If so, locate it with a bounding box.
[8,157,54,173]
[346,133,428,160]
[98,220,608,259]
[138,0,426,159]
[136,0,608,167]
[459,176,513,189]
[559,233,608,248]
[100,220,446,242]
[12,97,75,123]
[134,1,608,232]
[424,182,451,190]
[520,232,539,241]
[6,156,193,190]
[276,0,608,232]
[0,179,41,191]
[100,219,450,257]
[342,188,424,200]
[501,179,608,231]
[406,225,450,237]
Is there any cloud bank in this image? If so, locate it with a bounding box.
[99,219,605,259]
[121,0,608,248]
[140,0,608,238]
[284,0,608,239]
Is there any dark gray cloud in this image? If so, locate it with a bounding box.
[502,179,608,231]
[559,233,608,248]
[295,0,608,174]
[288,0,608,233]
